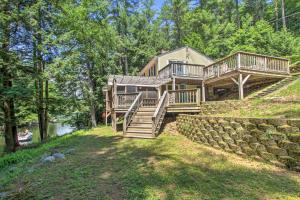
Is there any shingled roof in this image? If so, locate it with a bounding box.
[107,75,171,87]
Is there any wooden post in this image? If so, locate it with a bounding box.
[111,111,116,131]
[237,53,241,69]
[196,88,201,106]
[172,77,176,90]
[231,74,251,100]
[113,79,117,109]
[157,86,161,99]
[201,81,206,102]
[238,73,243,99]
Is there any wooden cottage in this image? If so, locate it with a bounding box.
[104,47,290,138]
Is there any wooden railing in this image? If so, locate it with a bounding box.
[204,54,237,78]
[152,91,168,136]
[168,88,201,106]
[204,52,289,79]
[123,92,143,134]
[143,98,158,107]
[116,93,139,109]
[239,52,289,73]
[158,63,204,78]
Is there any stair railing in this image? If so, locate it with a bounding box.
[123,92,143,134]
[152,91,168,136]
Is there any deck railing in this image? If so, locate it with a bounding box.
[116,90,158,109]
[204,52,289,79]
[168,88,201,106]
[158,63,205,79]
[123,92,143,134]
[116,93,139,109]
[152,91,168,136]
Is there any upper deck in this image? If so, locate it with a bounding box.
[157,51,289,81]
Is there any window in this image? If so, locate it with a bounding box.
[126,86,137,93]
[168,60,186,75]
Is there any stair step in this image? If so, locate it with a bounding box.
[124,132,155,139]
[130,123,152,128]
[139,107,156,112]
[128,125,152,129]
[126,127,152,132]
[135,112,154,116]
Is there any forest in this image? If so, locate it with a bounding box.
[1,0,300,153]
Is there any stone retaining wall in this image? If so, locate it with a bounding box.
[161,115,178,134]
[177,115,300,171]
[198,101,246,115]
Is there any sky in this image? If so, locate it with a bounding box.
[153,0,164,11]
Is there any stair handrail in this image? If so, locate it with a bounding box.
[152,91,168,136]
[123,92,143,134]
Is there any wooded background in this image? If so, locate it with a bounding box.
[1,0,300,152]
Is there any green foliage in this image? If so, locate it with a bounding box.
[0,130,82,169]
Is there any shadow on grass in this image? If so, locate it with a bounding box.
[6,131,300,200]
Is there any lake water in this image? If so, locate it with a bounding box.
[0,123,74,155]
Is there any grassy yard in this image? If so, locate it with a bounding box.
[218,99,300,118]
[219,78,300,119]
[1,127,300,199]
[271,78,300,99]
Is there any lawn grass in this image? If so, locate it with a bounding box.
[1,126,300,199]
[218,99,300,118]
[271,78,300,99]
[219,78,300,119]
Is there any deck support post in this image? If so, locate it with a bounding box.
[238,74,244,99]
[201,81,206,102]
[157,86,161,99]
[111,111,116,131]
[196,88,201,106]
[172,77,176,90]
[231,74,251,100]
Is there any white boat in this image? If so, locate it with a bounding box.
[18,132,33,142]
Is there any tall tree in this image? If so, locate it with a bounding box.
[274,0,279,31]
[235,0,240,28]
[0,1,20,152]
[281,0,286,29]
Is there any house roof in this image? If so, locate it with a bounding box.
[139,46,214,75]
[107,75,171,88]
[158,46,214,62]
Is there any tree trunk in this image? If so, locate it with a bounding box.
[274,0,279,31]
[90,104,97,127]
[235,0,240,28]
[87,62,98,127]
[1,2,18,152]
[281,0,286,29]
[34,8,48,141]
[44,79,49,138]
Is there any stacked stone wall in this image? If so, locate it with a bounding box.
[177,115,300,171]
[161,115,178,134]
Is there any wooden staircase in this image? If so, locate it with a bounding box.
[247,74,299,100]
[123,91,168,139]
[124,106,156,138]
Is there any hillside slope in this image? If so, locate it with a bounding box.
[220,78,300,118]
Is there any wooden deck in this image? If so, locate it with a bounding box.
[105,51,290,136]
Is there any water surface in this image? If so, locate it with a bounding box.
[0,123,74,156]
